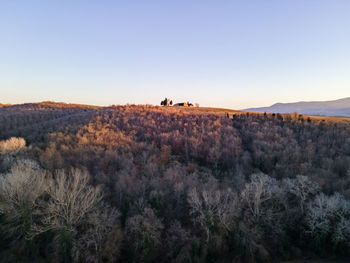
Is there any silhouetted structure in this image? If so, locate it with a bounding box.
[161,98,172,106]
[174,102,194,107]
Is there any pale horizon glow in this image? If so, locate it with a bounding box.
[1,1,350,109]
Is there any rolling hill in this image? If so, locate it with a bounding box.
[1,101,350,262]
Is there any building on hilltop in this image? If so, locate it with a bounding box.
[161,98,195,107]
[174,102,194,107]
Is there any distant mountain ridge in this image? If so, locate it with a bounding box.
[243,97,350,117]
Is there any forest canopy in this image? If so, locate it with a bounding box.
[0,103,350,263]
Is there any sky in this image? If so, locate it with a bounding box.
[1,0,350,109]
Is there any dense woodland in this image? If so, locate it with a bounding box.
[0,102,350,263]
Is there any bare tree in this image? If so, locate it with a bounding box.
[188,187,237,242]
[74,206,122,263]
[283,175,320,213]
[0,159,47,242]
[44,169,102,229]
[305,192,350,248]
[240,173,281,220]
[40,169,105,261]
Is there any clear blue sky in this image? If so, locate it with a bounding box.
[1,0,349,108]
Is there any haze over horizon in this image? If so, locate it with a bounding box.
[1,1,350,108]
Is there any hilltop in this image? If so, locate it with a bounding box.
[1,100,350,124]
[0,101,101,110]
